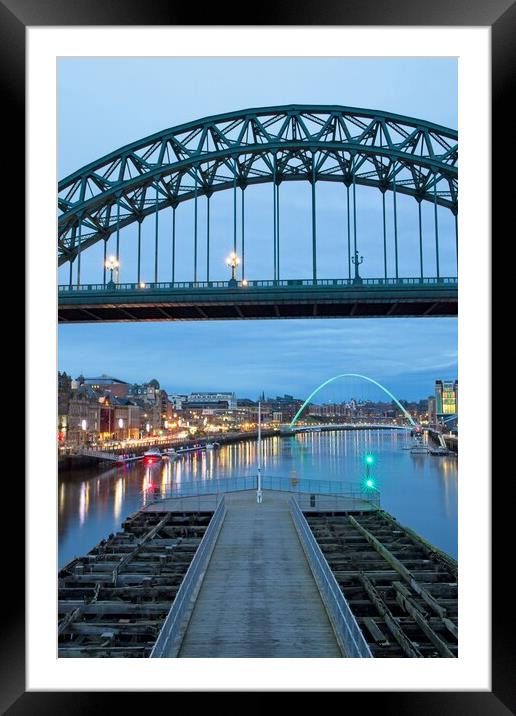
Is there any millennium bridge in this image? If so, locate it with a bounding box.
[58,105,457,323]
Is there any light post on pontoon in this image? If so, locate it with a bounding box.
[257,401,262,503]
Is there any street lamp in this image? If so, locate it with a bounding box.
[352,249,364,284]
[225,251,240,287]
[105,256,120,288]
[256,401,262,504]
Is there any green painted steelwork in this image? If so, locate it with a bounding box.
[58,105,458,268]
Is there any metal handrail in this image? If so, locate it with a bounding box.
[289,498,373,658]
[58,276,457,293]
[150,495,227,658]
[144,475,380,508]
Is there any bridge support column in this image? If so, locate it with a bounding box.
[273,157,277,281]
[352,161,357,261]
[347,184,351,280]
[392,167,399,281]
[241,188,245,280]
[77,216,83,287]
[454,211,458,270]
[434,179,440,279]
[418,199,424,280]
[137,219,142,284]
[194,175,198,283]
[233,161,237,255]
[154,184,160,284]
[382,190,387,280]
[103,237,107,286]
[206,195,210,283]
[311,158,317,282]
[276,183,280,280]
[171,206,176,284]
[115,194,121,278]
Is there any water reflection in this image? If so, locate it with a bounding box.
[59,430,458,566]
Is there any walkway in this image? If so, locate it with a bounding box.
[176,490,342,658]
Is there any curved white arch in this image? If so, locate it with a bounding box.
[290,373,416,428]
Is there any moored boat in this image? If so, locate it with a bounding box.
[143,448,163,463]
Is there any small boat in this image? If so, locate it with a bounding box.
[115,453,144,465]
[176,444,204,455]
[410,435,429,455]
[163,447,178,458]
[205,442,220,450]
[143,448,163,463]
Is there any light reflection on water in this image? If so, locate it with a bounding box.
[58,430,457,567]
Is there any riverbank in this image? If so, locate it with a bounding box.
[58,428,280,470]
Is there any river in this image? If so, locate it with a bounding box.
[58,429,458,567]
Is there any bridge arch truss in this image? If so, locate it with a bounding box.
[58,104,458,288]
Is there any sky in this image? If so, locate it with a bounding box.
[58,57,458,401]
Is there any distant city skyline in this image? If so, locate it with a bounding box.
[58,315,457,402]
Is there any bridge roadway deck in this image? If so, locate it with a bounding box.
[161,490,342,658]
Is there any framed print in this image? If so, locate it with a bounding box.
[5,0,507,711]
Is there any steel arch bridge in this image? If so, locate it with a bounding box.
[58,104,458,323]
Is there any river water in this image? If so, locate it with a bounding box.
[58,429,458,568]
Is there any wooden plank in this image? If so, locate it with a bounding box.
[357,572,422,658]
[362,617,390,646]
[393,582,455,658]
[348,515,448,619]
[379,511,457,579]
[112,514,171,585]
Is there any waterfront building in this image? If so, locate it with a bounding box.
[435,379,458,416]
[67,384,101,445]
[58,371,72,441]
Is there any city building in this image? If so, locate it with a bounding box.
[185,392,237,410]
[428,396,437,425]
[435,379,458,416]
[67,384,101,445]
[81,374,130,399]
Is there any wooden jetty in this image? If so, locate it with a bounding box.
[57,488,458,658]
[304,509,458,657]
[58,506,214,657]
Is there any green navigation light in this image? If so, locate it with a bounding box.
[365,478,374,488]
[365,454,375,465]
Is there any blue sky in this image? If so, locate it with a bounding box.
[58,57,457,401]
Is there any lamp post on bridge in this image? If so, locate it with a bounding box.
[226,251,240,287]
[352,249,364,285]
[105,256,120,289]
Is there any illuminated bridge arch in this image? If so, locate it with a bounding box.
[290,373,417,428]
[58,104,457,278]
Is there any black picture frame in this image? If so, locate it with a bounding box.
[7,0,505,711]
